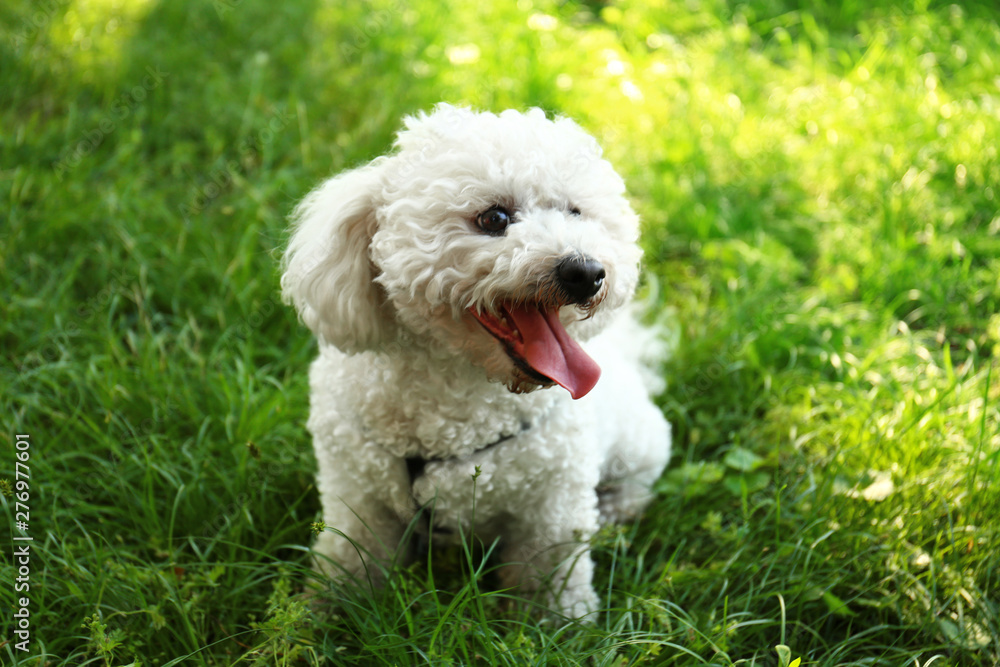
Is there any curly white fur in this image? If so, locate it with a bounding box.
[281,104,671,619]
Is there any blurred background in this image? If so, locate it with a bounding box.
[2,0,999,664]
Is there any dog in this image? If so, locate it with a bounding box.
[280,104,671,619]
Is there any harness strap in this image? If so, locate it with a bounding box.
[405,429,522,485]
[404,421,531,546]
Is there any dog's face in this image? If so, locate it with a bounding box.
[282,105,642,399]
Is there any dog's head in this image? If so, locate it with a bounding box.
[281,104,642,399]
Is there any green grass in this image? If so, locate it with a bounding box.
[2,0,999,664]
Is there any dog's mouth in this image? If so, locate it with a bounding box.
[469,303,601,400]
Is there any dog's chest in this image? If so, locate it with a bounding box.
[344,353,556,460]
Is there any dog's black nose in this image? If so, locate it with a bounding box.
[556,255,606,304]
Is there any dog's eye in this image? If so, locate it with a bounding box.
[569,206,582,216]
[476,206,513,236]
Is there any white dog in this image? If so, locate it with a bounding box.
[281,104,671,618]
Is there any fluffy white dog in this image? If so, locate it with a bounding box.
[281,104,671,619]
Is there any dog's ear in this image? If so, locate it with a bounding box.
[281,160,395,352]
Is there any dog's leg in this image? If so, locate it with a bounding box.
[597,400,671,525]
[311,437,413,587]
[498,492,602,620]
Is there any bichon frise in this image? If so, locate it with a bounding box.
[281,104,671,619]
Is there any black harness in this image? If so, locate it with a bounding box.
[404,421,530,485]
[403,421,531,548]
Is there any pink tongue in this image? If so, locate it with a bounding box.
[507,305,601,399]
